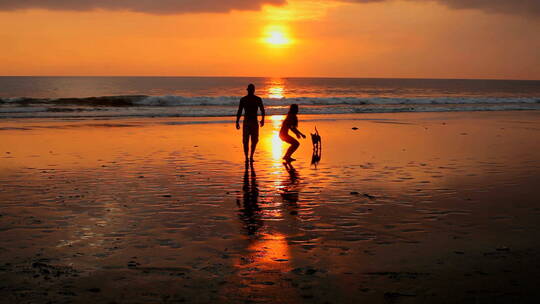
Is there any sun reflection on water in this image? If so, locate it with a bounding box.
[267,79,285,99]
[267,115,286,162]
[268,86,284,99]
[232,232,292,298]
[245,233,290,270]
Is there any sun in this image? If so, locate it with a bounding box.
[262,25,293,47]
[266,31,289,45]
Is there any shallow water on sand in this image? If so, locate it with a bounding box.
[1,112,540,303]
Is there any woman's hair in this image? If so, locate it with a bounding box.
[286,104,299,126]
[288,104,299,114]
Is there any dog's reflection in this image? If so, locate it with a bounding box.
[311,148,322,168]
[310,127,322,168]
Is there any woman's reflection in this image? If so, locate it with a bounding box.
[281,162,300,212]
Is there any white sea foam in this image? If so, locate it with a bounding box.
[1,95,539,119]
[133,95,540,107]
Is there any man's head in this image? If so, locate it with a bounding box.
[247,84,255,95]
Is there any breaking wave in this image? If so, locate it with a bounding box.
[2,95,539,107]
[1,95,539,118]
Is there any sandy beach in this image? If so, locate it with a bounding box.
[1,111,540,303]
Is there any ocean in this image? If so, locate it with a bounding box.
[1,76,539,119]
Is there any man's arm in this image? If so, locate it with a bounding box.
[236,99,243,129]
[259,98,265,127]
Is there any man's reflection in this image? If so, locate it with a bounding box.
[231,162,295,300]
[237,162,263,236]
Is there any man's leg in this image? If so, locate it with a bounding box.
[249,123,259,161]
[242,124,249,161]
[250,137,258,160]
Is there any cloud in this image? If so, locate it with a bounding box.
[438,0,540,16]
[344,0,540,17]
[0,0,538,17]
[0,0,287,14]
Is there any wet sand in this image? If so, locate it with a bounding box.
[1,111,540,303]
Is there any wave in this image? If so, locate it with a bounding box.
[1,95,539,118]
[1,104,539,119]
[0,95,147,106]
[1,95,539,107]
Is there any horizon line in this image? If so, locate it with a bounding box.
[1,75,539,82]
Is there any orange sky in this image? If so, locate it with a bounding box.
[1,0,539,79]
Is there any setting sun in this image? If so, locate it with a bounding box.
[1,0,540,302]
[262,25,293,47]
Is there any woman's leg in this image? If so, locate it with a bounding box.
[280,134,299,160]
[285,139,300,160]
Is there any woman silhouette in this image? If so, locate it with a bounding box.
[279,104,306,162]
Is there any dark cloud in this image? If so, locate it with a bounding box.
[345,0,540,17]
[0,0,286,14]
[438,0,540,16]
[0,0,538,17]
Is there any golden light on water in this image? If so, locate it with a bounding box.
[233,233,291,294]
[270,133,283,160]
[267,115,286,161]
[268,79,285,99]
[246,233,290,270]
[235,233,291,271]
[268,86,284,99]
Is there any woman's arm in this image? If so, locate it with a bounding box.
[291,126,306,139]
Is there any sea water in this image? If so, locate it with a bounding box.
[1,76,539,119]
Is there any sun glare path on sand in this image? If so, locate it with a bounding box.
[267,115,286,162]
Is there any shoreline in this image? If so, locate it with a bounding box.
[1,110,540,303]
[1,108,539,122]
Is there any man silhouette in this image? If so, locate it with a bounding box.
[236,84,265,162]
